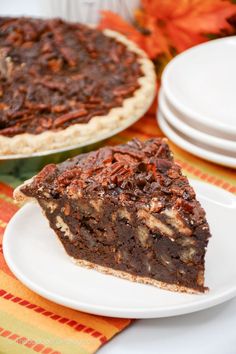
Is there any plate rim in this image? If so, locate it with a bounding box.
[161,36,236,136]
[158,89,236,153]
[158,111,236,169]
[3,180,236,318]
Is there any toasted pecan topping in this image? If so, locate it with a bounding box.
[22,138,207,234]
[0,17,142,136]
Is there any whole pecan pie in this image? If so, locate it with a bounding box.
[0,17,156,155]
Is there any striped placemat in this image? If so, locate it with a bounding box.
[0,111,235,353]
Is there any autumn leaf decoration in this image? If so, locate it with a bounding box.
[99,0,236,60]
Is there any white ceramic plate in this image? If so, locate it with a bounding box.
[3,181,236,318]
[162,37,236,138]
[159,89,236,155]
[158,112,236,168]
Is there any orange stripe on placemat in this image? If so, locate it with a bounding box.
[177,159,236,194]
[0,220,7,228]
[0,326,61,354]
[0,251,15,278]
[127,126,158,139]
[0,225,6,236]
[101,317,135,331]
[0,199,18,222]
[0,185,18,279]
[0,182,14,198]
[0,225,16,277]
[0,289,107,344]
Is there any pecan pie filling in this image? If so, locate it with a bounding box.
[0,17,142,137]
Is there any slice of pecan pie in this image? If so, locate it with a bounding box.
[14,138,211,293]
[0,17,156,155]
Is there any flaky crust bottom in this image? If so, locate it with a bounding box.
[0,29,156,155]
[13,177,35,204]
[71,258,202,294]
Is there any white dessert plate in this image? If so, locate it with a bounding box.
[3,181,236,318]
[158,112,236,169]
[159,89,236,155]
[162,37,236,139]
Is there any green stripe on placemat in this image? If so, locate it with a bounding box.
[0,175,27,188]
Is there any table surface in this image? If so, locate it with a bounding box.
[2,2,236,354]
[100,298,236,354]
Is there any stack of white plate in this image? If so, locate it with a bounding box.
[158,37,236,168]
